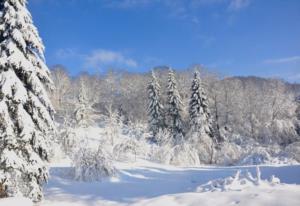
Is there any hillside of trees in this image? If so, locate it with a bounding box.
[50,65,300,147]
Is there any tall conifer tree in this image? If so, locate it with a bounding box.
[189,71,215,142]
[147,70,164,140]
[166,68,184,143]
[0,0,55,201]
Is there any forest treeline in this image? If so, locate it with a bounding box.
[50,65,300,146]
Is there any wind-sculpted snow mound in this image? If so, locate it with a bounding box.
[197,167,281,193]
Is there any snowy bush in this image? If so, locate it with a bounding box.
[72,144,116,182]
[60,126,78,155]
[235,143,299,165]
[103,109,122,146]
[125,122,151,144]
[285,141,300,162]
[191,134,215,164]
[149,129,180,164]
[239,146,272,165]
[113,138,141,161]
[155,129,173,146]
[215,142,243,165]
[149,144,173,164]
[74,80,96,128]
[151,129,214,166]
[261,120,300,145]
[150,142,200,166]
[229,134,257,147]
[49,142,67,163]
[169,143,200,166]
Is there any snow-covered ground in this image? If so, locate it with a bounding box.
[0,197,32,206]
[41,159,300,206]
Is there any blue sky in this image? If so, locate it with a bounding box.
[29,0,300,82]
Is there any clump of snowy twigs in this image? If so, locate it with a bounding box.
[149,130,200,166]
[72,143,116,182]
[113,138,144,162]
[214,141,243,165]
[285,141,300,162]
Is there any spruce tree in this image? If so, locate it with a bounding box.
[0,0,55,201]
[166,68,184,143]
[147,70,164,140]
[189,71,215,142]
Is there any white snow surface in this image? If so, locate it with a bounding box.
[42,158,300,206]
[0,197,33,206]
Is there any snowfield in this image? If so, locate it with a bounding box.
[41,159,300,206]
[0,197,32,206]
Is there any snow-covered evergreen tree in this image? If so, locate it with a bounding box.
[147,70,164,140]
[189,71,215,141]
[74,80,92,127]
[0,0,55,201]
[188,71,218,164]
[166,68,184,143]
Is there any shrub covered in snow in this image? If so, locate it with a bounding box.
[72,144,116,182]
[56,107,299,170]
[155,129,173,146]
[125,122,151,145]
[189,133,215,164]
[237,143,298,165]
[149,144,170,164]
[169,143,200,166]
[259,119,300,145]
[60,125,78,155]
[74,80,95,128]
[214,132,299,166]
[239,147,272,165]
[150,142,200,166]
[113,138,141,161]
[285,141,300,162]
[215,142,243,165]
